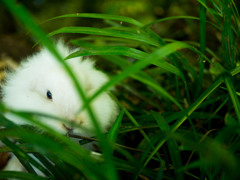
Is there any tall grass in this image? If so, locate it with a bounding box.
[0,0,240,179]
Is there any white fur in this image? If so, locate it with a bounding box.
[1,41,119,135]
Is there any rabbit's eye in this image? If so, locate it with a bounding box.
[47,90,52,100]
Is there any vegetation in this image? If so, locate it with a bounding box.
[1,0,240,179]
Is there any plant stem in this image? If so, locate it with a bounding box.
[195,0,206,98]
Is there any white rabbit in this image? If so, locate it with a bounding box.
[0,40,119,174]
[1,40,119,135]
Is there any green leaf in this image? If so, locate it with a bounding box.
[195,0,207,98]
[222,0,236,70]
[210,61,226,76]
[0,171,48,180]
[32,153,66,179]
[223,73,240,122]
[224,113,237,126]
[48,27,160,47]
[2,138,50,176]
[65,46,148,60]
[43,13,143,27]
[144,15,220,30]
[107,109,124,144]
[172,77,223,132]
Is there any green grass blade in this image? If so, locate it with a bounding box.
[152,61,182,78]
[197,0,222,23]
[48,27,160,47]
[72,36,141,44]
[2,144,36,175]
[0,171,48,180]
[163,39,221,61]
[207,0,222,26]
[231,64,240,76]
[223,73,240,122]
[144,15,220,30]
[131,73,183,110]
[222,0,236,70]
[32,153,65,179]
[65,46,148,60]
[43,13,143,27]
[172,77,223,132]
[107,109,124,144]
[195,0,207,98]
[2,138,50,176]
[230,0,240,36]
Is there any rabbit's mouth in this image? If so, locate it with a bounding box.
[62,123,73,134]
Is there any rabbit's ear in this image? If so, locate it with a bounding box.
[53,39,78,59]
[67,59,96,92]
[54,40,70,58]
